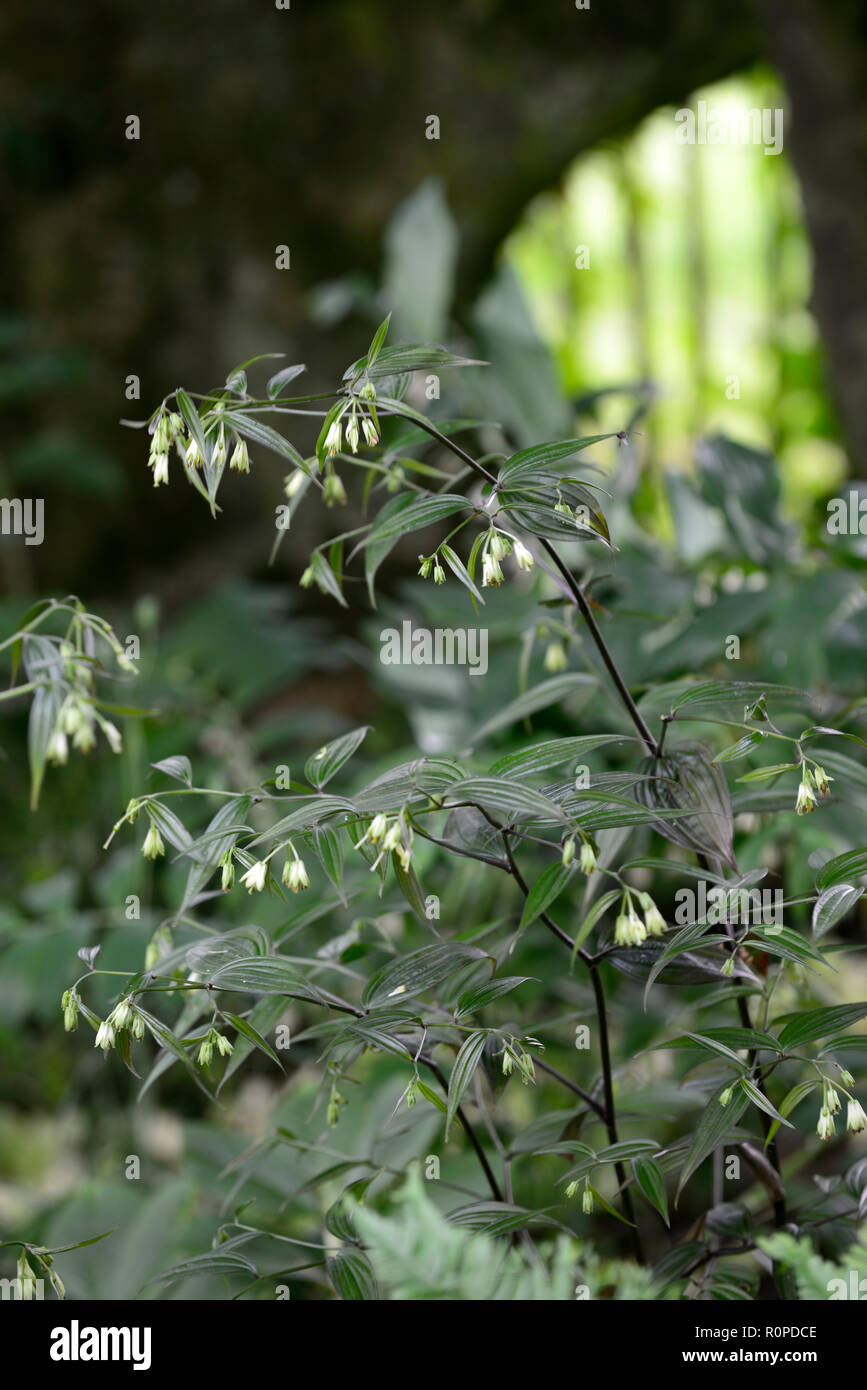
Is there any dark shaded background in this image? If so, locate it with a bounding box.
[1,0,865,609]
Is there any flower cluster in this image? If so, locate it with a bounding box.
[562,835,598,875]
[148,405,255,488]
[147,411,184,486]
[500,1035,541,1085]
[92,996,147,1052]
[613,891,666,948]
[795,762,832,815]
[197,1028,233,1068]
[42,637,130,773]
[355,812,414,872]
[480,529,535,589]
[816,1080,866,1139]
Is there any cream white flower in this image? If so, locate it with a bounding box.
[142,823,165,859]
[46,730,69,766]
[324,419,343,457]
[282,857,310,893]
[817,1104,835,1141]
[579,841,597,875]
[482,553,504,588]
[796,775,815,815]
[229,438,250,473]
[847,1098,867,1133]
[95,1020,116,1051]
[241,860,268,893]
[513,540,534,572]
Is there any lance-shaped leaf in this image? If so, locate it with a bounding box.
[363,943,493,1007]
[634,742,736,869]
[445,1029,488,1138]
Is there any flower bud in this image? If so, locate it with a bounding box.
[323,473,347,507]
[543,641,567,673]
[813,765,833,797]
[582,1185,594,1215]
[561,836,576,868]
[284,468,307,497]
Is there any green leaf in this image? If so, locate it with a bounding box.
[498,436,617,483]
[713,732,767,763]
[739,1077,794,1130]
[366,313,392,369]
[812,884,864,939]
[816,849,867,892]
[327,1248,378,1301]
[635,743,736,870]
[454,976,534,1019]
[677,1086,750,1201]
[27,683,61,809]
[150,755,193,786]
[446,1201,560,1236]
[597,1140,660,1163]
[679,1032,748,1069]
[363,943,492,1007]
[440,542,485,606]
[467,675,597,748]
[222,1011,284,1072]
[586,1183,635,1227]
[392,851,428,923]
[207,957,312,997]
[634,1157,670,1226]
[306,550,348,609]
[219,996,289,1090]
[313,823,345,900]
[490,734,633,777]
[305,726,370,789]
[519,860,574,930]
[765,1079,820,1147]
[446,776,569,828]
[736,763,799,783]
[776,1003,867,1050]
[147,1250,257,1287]
[221,410,306,468]
[266,363,306,399]
[145,800,192,854]
[571,889,621,960]
[182,794,252,906]
[446,1030,488,1139]
[344,343,485,383]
